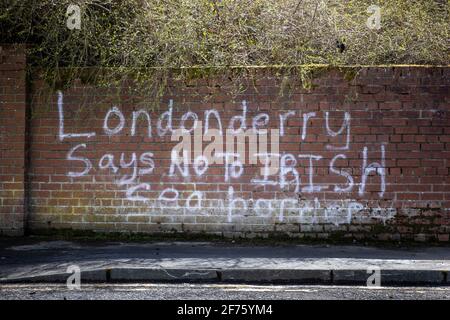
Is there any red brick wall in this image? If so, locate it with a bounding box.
[2,45,450,241]
[0,44,27,235]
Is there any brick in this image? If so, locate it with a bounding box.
[0,44,26,236]
[1,44,449,242]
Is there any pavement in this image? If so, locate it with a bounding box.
[0,238,449,285]
[1,283,450,300]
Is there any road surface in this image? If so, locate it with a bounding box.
[0,283,449,300]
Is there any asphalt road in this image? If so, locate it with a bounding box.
[0,283,449,300]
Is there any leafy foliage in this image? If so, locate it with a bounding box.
[1,0,449,98]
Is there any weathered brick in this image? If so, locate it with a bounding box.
[0,45,449,241]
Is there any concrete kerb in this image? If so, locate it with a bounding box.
[219,269,331,284]
[1,268,448,286]
[0,270,107,283]
[332,270,448,285]
[109,268,219,282]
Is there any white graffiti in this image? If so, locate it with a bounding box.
[103,106,125,136]
[57,91,393,225]
[325,111,350,150]
[58,91,95,141]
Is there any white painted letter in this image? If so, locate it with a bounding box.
[228,100,247,134]
[131,109,152,137]
[329,154,354,193]
[279,111,295,137]
[280,153,300,192]
[204,109,223,136]
[227,186,247,223]
[325,111,351,150]
[58,91,95,141]
[302,112,316,141]
[99,154,118,173]
[103,106,125,136]
[157,99,173,136]
[359,145,386,198]
[67,144,92,177]
[139,152,155,175]
[180,111,199,133]
[298,154,323,193]
[126,183,150,202]
[252,113,269,134]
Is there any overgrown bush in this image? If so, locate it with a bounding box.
[1,0,448,98]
